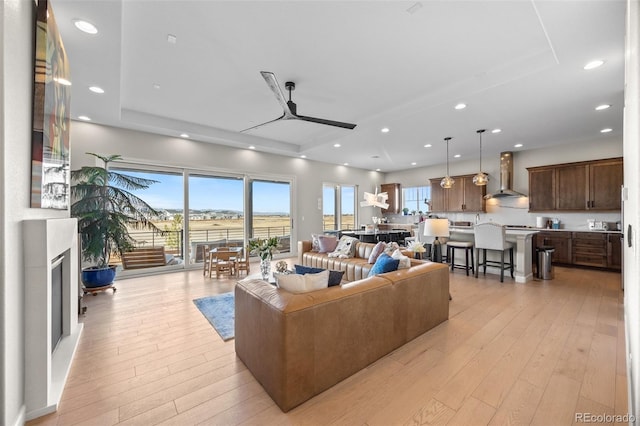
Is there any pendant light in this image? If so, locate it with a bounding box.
[473,129,489,186]
[440,137,455,189]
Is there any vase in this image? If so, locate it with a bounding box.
[260,257,272,280]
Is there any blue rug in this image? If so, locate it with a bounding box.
[193,292,235,341]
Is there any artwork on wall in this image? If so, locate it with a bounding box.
[31,0,71,209]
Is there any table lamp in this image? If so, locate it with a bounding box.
[423,218,450,263]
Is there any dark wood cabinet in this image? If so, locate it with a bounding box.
[572,232,608,268]
[536,231,572,264]
[528,168,556,211]
[429,175,486,213]
[380,183,401,214]
[608,233,622,270]
[528,158,623,212]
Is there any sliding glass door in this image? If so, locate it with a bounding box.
[249,179,292,256]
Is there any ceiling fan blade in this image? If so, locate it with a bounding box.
[260,71,295,117]
[296,115,357,130]
[240,113,285,132]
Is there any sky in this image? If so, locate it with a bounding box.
[113,169,292,213]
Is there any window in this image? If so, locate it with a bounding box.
[402,185,430,213]
[323,184,357,231]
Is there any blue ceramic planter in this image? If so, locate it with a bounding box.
[82,266,116,288]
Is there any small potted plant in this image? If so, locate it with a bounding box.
[402,207,410,216]
[71,153,163,288]
[248,236,279,280]
[407,241,427,259]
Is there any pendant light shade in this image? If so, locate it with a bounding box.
[440,137,455,189]
[473,129,489,186]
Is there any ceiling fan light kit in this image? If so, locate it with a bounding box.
[241,71,357,132]
[473,129,489,186]
[440,137,455,189]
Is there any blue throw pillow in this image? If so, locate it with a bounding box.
[295,264,344,286]
[368,253,400,277]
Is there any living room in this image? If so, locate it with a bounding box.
[2,1,640,425]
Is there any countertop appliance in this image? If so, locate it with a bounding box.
[587,219,609,231]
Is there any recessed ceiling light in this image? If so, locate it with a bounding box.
[334,143,341,148]
[78,115,91,121]
[89,86,104,94]
[248,145,256,150]
[584,60,605,70]
[595,104,611,111]
[381,127,390,133]
[454,154,461,158]
[514,143,523,148]
[300,155,307,158]
[491,128,502,134]
[153,83,161,89]
[73,19,98,34]
[600,128,613,133]
[411,162,417,166]
[53,77,71,86]
[424,144,432,148]
[167,34,177,44]
[376,168,381,172]
[454,103,467,110]
[343,162,349,166]
[180,133,189,138]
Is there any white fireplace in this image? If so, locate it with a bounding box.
[23,218,83,420]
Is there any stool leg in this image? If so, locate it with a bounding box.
[500,250,505,282]
[471,247,475,274]
[483,249,487,275]
[465,247,469,276]
[510,248,515,278]
[475,248,479,278]
[449,246,454,271]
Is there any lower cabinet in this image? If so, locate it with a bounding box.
[534,231,621,270]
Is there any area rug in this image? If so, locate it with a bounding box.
[193,292,235,341]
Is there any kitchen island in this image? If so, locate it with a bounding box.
[448,226,539,283]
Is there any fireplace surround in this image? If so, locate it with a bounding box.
[23,218,83,420]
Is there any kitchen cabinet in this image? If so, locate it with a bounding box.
[429,174,486,213]
[608,233,622,270]
[527,158,622,212]
[536,231,572,264]
[572,232,608,268]
[380,183,401,214]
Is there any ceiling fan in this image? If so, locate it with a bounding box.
[241,71,357,132]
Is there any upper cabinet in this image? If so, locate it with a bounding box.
[429,174,486,213]
[380,183,401,214]
[527,158,622,212]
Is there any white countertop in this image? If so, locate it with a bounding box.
[450,225,621,234]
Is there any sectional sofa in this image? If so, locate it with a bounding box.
[234,240,449,412]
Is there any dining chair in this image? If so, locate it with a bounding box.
[214,250,236,278]
[235,246,251,277]
[201,245,211,276]
[473,222,514,282]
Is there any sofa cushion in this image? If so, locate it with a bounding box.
[391,249,411,269]
[317,235,338,253]
[294,264,344,286]
[368,253,400,277]
[276,270,329,293]
[368,241,387,264]
[311,234,322,252]
[328,235,359,258]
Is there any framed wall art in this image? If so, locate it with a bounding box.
[31,0,71,209]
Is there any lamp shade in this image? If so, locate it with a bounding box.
[423,218,450,238]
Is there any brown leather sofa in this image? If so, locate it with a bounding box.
[235,240,449,412]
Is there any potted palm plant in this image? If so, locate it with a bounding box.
[71,153,163,288]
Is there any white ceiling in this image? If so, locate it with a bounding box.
[50,0,626,172]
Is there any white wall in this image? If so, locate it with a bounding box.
[1,1,69,425]
[385,136,623,230]
[69,121,384,244]
[624,0,640,422]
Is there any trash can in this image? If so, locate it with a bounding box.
[536,246,555,280]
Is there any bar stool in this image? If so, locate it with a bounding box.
[473,222,514,282]
[446,240,474,276]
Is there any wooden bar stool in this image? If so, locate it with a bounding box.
[446,240,474,276]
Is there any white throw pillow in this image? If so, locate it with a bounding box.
[276,270,329,294]
[391,249,411,269]
[328,235,359,258]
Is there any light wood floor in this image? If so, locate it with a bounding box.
[29,262,628,426]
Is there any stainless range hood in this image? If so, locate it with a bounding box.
[484,151,527,199]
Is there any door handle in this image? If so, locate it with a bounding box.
[628,224,633,248]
